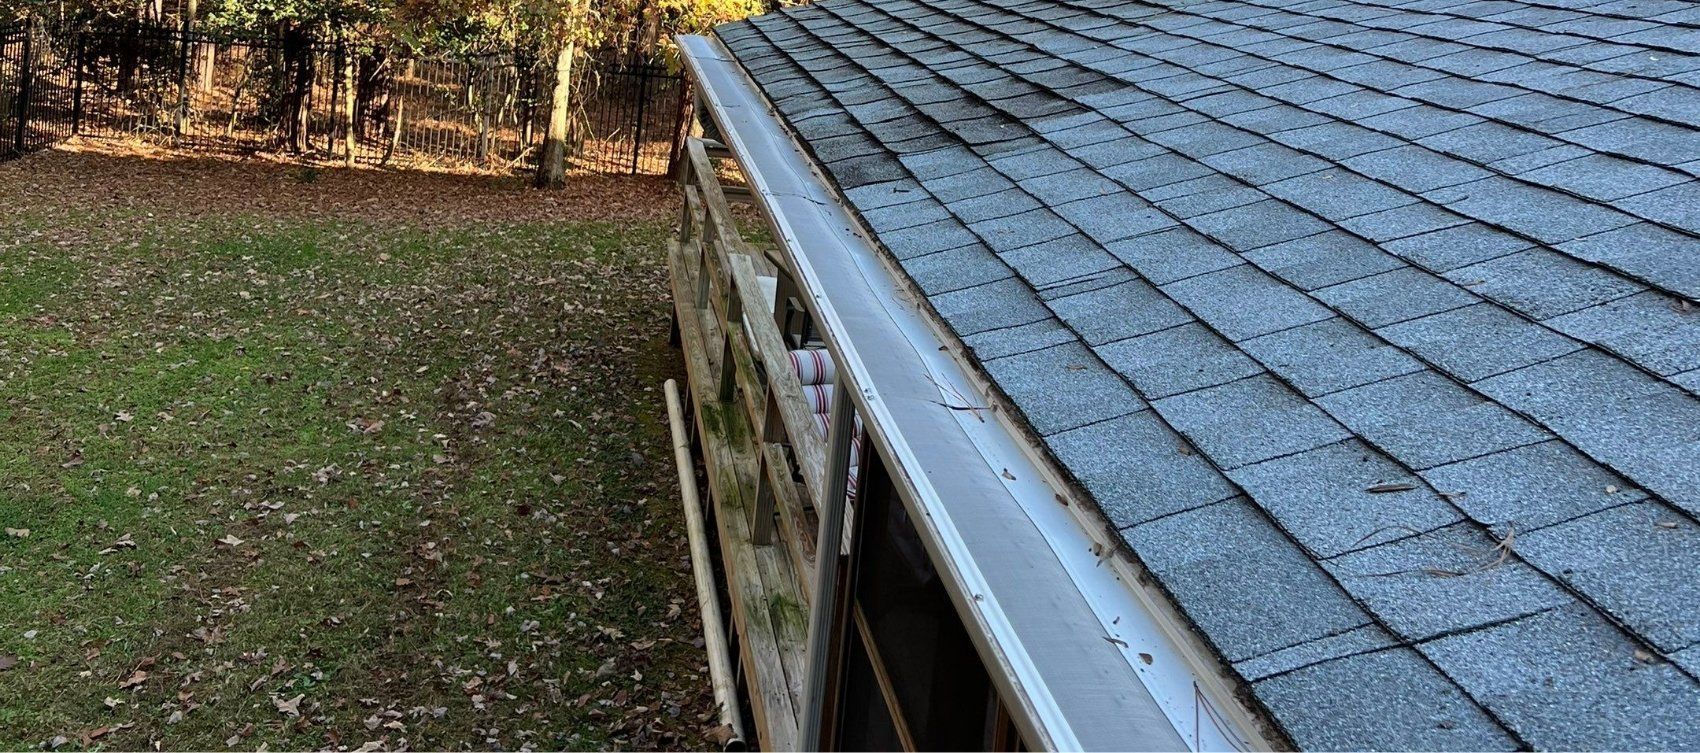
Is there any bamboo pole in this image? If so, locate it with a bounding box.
[663,379,749,751]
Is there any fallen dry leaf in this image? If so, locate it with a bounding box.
[273,693,305,716]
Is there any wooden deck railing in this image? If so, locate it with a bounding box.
[669,135,841,751]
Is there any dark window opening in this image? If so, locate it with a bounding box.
[828,446,1024,751]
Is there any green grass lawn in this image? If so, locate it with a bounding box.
[0,150,709,750]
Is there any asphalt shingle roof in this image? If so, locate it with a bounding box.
[715,0,1700,747]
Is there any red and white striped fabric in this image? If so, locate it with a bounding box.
[788,348,836,386]
[812,407,864,502]
[789,348,862,501]
[803,383,834,414]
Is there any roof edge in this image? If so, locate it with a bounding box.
[680,30,1280,752]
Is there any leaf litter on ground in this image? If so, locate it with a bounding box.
[0,143,716,751]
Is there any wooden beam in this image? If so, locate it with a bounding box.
[686,138,747,258]
[764,441,817,578]
[723,184,756,204]
[668,238,805,752]
[728,254,828,495]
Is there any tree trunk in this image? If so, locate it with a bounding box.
[342,43,356,167]
[174,0,196,139]
[533,41,574,189]
[279,25,313,152]
[356,49,388,142]
[196,42,217,92]
[117,18,140,94]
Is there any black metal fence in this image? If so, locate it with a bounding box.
[1,20,690,175]
[2,21,77,160]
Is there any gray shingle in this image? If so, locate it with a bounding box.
[969,206,1079,251]
[1428,177,1640,246]
[1421,439,1647,532]
[1557,222,1700,299]
[1240,317,1425,397]
[724,9,1700,749]
[859,197,955,234]
[984,341,1144,436]
[1243,230,1408,291]
[1251,648,1517,751]
[1318,370,1552,469]
[1518,502,1700,652]
[1327,522,1570,641]
[1422,603,1700,751]
[1155,374,1351,469]
[1123,498,1370,661]
[1673,367,1700,393]
[929,276,1053,335]
[902,242,1016,295]
[1272,121,1406,160]
[1473,351,1700,515]
[1380,222,1535,273]
[1103,226,1244,284]
[879,218,984,259]
[1095,322,1265,399]
[1048,278,1192,345]
[1341,145,1493,193]
[1018,167,1122,205]
[1162,264,1335,341]
[919,165,1013,203]
[1547,291,1700,376]
[1336,201,1471,242]
[1198,141,1333,185]
[1034,266,1140,302]
[961,317,1076,360]
[1187,198,1335,251]
[1144,118,1266,157]
[1486,143,1593,174]
[1375,302,1584,383]
[1358,102,1485,139]
[1101,151,1218,190]
[1520,154,1690,201]
[1396,76,1524,109]
[1228,439,1462,557]
[1448,248,1645,317]
[1146,174,1268,219]
[898,144,987,180]
[828,152,911,188]
[1233,624,1395,682]
[1049,411,1240,527]
[1418,121,1563,164]
[985,145,1082,181]
[1052,191,1180,243]
[1563,119,1700,177]
[1474,349,1673,424]
[844,178,927,210]
[999,232,1124,288]
[1262,167,1420,221]
[1316,267,1481,328]
[946,186,1046,223]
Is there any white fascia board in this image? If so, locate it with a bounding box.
[679,34,1275,753]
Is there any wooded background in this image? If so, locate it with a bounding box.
[1,0,788,181]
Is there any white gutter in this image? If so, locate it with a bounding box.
[679,34,1273,752]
